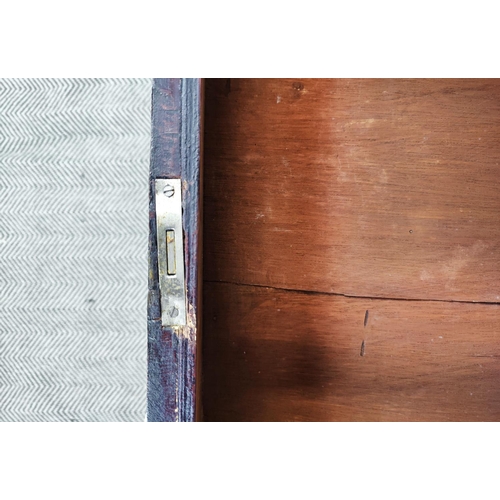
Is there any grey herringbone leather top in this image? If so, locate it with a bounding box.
[0,79,150,421]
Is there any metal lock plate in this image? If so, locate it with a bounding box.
[155,179,186,326]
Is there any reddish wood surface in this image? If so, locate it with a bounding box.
[203,282,500,421]
[204,79,500,303]
[202,79,500,421]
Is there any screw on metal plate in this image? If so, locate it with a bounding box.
[168,306,179,318]
[155,179,186,326]
[163,184,175,197]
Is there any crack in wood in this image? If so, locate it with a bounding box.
[204,279,500,306]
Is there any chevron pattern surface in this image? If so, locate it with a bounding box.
[0,79,151,421]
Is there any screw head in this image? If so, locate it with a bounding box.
[168,305,179,318]
[163,184,175,197]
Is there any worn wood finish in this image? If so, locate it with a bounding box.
[202,79,500,421]
[203,282,500,421]
[148,78,203,422]
[204,79,500,303]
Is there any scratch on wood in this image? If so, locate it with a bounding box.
[364,310,369,327]
[360,340,366,357]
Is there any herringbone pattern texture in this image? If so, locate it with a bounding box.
[0,79,150,421]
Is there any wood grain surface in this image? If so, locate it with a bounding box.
[204,79,500,303]
[202,79,500,421]
[148,79,203,422]
[203,282,500,421]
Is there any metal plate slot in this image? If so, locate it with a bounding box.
[166,230,176,276]
[155,179,186,326]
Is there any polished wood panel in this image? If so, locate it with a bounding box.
[204,79,500,302]
[203,282,500,421]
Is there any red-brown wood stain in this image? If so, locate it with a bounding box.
[202,79,500,421]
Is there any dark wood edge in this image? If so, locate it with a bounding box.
[147,78,203,422]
